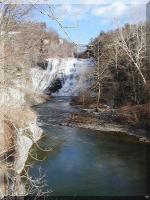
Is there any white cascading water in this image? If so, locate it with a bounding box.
[31,58,93,96]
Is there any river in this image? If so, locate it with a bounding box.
[28,97,148,196]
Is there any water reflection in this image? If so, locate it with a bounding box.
[29,98,148,196]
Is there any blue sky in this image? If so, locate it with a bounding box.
[31,1,147,45]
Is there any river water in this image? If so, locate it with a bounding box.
[29,97,148,196]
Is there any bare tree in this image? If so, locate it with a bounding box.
[116,23,146,85]
[88,35,112,109]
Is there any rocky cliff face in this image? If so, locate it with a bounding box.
[0,14,76,196]
[15,120,42,174]
[0,79,43,196]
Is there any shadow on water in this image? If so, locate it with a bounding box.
[28,97,149,196]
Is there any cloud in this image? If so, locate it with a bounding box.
[9,0,149,4]
[91,1,146,26]
[54,0,147,23]
[92,2,128,18]
[79,0,148,4]
[53,4,89,21]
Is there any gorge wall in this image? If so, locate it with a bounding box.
[0,81,43,196]
[0,11,92,196]
[0,57,93,196]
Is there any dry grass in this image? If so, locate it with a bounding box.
[116,103,150,128]
[68,113,97,125]
[3,106,36,128]
[4,120,15,151]
[0,105,37,158]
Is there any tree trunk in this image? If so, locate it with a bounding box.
[96,83,101,110]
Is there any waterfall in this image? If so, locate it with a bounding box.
[31,58,93,96]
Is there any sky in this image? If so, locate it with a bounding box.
[30,0,149,45]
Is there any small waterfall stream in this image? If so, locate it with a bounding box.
[31,58,93,96]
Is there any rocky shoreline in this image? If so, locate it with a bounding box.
[63,121,150,143]
[60,106,150,144]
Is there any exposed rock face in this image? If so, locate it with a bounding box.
[0,83,43,196]
[15,120,42,174]
[31,58,93,96]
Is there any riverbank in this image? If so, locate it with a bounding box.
[60,105,150,144]
[30,97,148,196]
